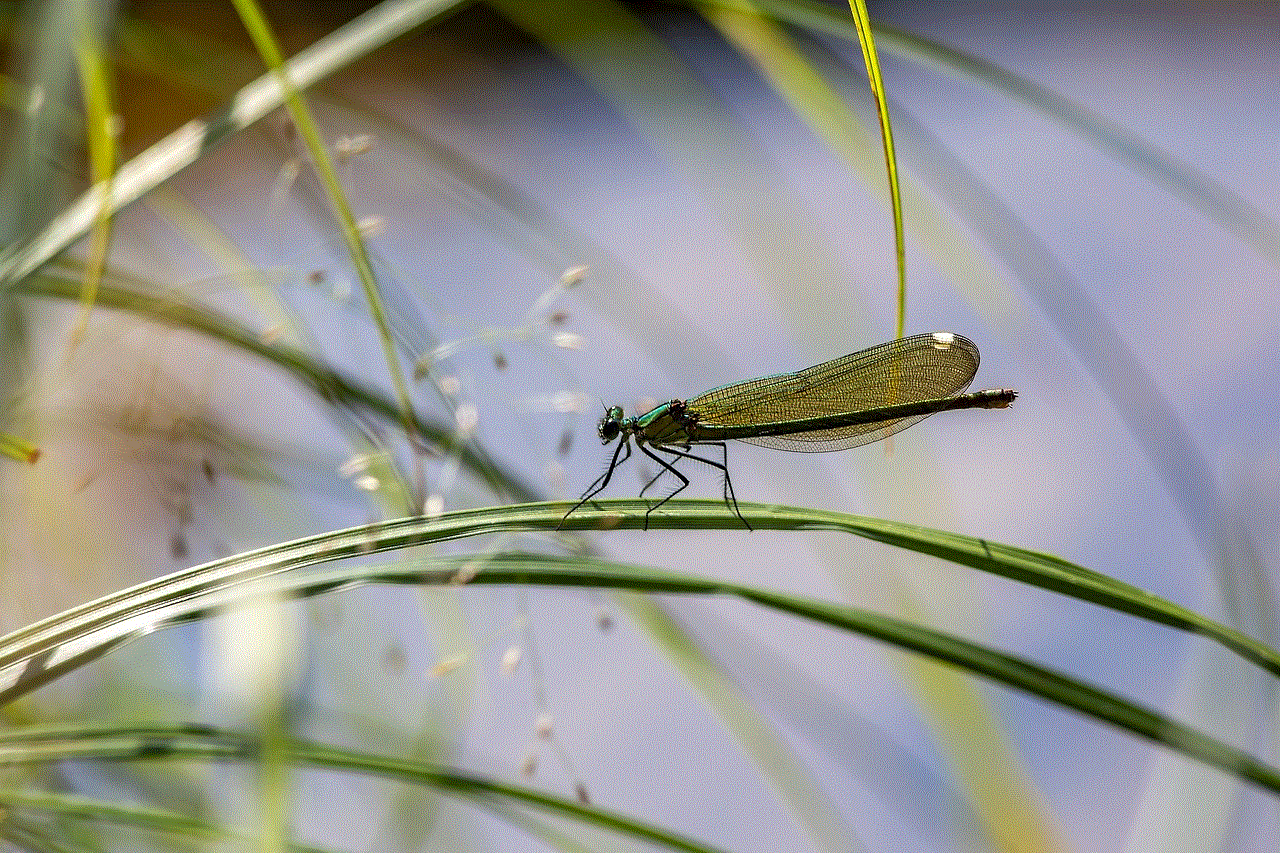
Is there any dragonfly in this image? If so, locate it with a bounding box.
[560,331,1016,530]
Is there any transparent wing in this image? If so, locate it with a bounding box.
[688,332,980,452]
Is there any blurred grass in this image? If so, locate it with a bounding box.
[0,1,1275,852]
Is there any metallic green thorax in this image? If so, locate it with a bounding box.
[628,400,697,445]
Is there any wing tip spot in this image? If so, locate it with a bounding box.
[930,331,956,350]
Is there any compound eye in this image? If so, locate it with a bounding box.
[598,406,625,442]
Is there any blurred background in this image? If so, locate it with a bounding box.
[1,1,1278,851]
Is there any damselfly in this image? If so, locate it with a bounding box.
[561,332,1016,529]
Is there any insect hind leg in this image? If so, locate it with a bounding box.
[642,441,751,531]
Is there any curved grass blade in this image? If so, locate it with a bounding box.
[5,500,1280,697]
[4,501,1278,707]
[558,500,1280,678]
[714,0,1280,267]
[3,505,1280,795]
[844,0,907,335]
[0,725,731,853]
[232,0,420,458]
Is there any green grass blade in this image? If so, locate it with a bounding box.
[2,504,1280,795]
[231,0,421,492]
[701,3,906,337]
[15,263,538,503]
[5,498,1277,694]
[4,500,1278,699]
[843,0,906,336]
[69,20,118,342]
[0,725,731,853]
[0,432,41,464]
[0,0,469,291]
[723,0,1280,268]
[558,500,1280,677]
[0,788,333,852]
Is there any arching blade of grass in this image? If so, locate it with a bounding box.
[0,724,730,853]
[555,501,1280,676]
[4,499,1279,692]
[2,504,1280,795]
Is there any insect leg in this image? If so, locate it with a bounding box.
[642,442,751,531]
[638,441,690,497]
[705,441,747,530]
[558,438,632,529]
[636,442,691,530]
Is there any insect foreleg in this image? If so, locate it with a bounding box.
[558,438,632,529]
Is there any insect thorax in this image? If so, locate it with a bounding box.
[638,399,699,446]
